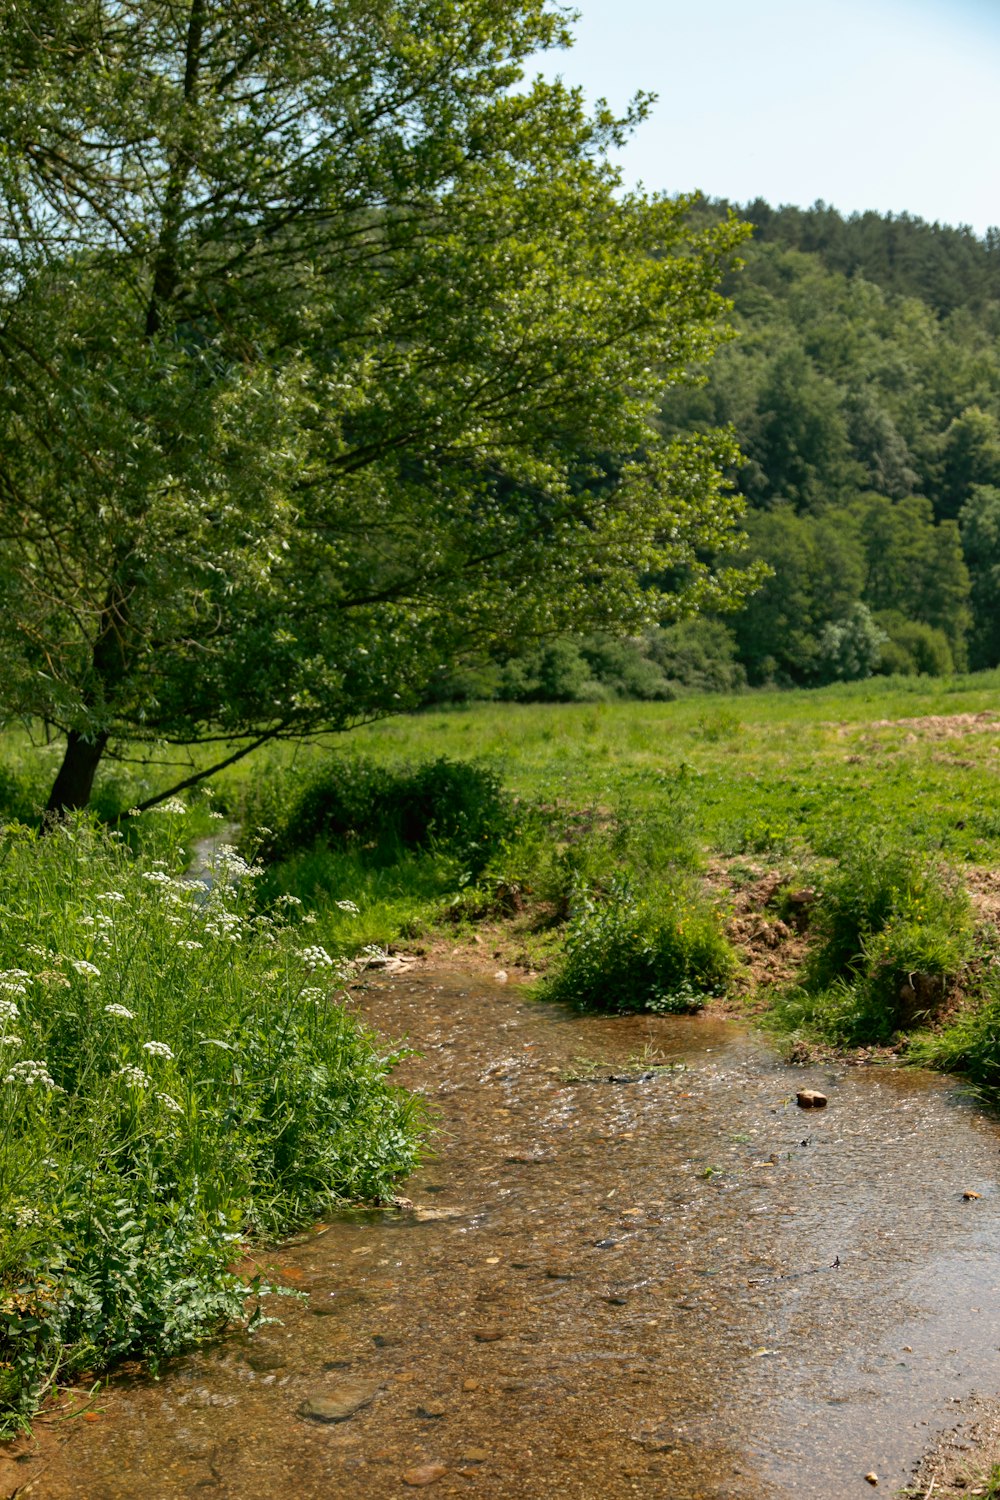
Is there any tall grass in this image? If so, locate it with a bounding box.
[0,816,421,1433]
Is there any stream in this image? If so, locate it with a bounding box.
[27,968,1000,1498]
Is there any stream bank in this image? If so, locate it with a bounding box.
[12,965,1000,1499]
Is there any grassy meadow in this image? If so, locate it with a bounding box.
[3,669,1000,1431]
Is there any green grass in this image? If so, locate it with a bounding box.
[0,816,421,1434]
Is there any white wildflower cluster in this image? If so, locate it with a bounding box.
[300,987,325,1005]
[176,939,204,950]
[142,1040,174,1059]
[0,1036,21,1048]
[209,810,226,821]
[275,893,302,907]
[4,1059,57,1090]
[0,971,29,996]
[97,891,127,903]
[215,845,263,881]
[104,1003,135,1020]
[25,943,49,958]
[297,944,336,969]
[115,1065,151,1088]
[152,799,187,815]
[141,870,174,886]
[0,999,20,1026]
[334,900,360,915]
[155,1091,183,1114]
[70,959,101,978]
[81,913,113,929]
[12,1206,40,1228]
[204,908,244,942]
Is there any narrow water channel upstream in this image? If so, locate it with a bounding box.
[28,969,1000,1498]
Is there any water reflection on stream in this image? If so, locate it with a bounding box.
[34,970,1000,1498]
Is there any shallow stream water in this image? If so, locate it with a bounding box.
[28,969,1000,1498]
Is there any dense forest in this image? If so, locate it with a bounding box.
[447,200,1000,702]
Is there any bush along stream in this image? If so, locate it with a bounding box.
[0,818,422,1435]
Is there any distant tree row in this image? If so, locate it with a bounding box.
[441,200,1000,701]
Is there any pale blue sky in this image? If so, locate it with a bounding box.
[537,0,1000,234]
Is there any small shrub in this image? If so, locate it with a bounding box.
[774,836,973,1044]
[542,879,733,1014]
[257,756,517,879]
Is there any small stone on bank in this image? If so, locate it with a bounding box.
[796,1089,827,1109]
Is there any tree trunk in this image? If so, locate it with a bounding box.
[45,729,110,815]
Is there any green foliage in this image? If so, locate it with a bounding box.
[773,837,973,1045]
[541,879,733,1014]
[0,0,753,814]
[254,756,517,880]
[0,819,421,1431]
[816,604,887,683]
[877,616,956,677]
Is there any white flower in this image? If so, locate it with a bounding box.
[155,1091,183,1113]
[12,1206,40,1228]
[334,900,360,914]
[298,945,336,969]
[0,1036,21,1048]
[104,1004,135,1020]
[70,959,101,978]
[209,810,226,821]
[153,799,186,814]
[97,891,126,903]
[141,870,173,886]
[115,1065,151,1088]
[275,893,303,907]
[142,1040,174,1059]
[176,940,203,950]
[4,1059,56,1090]
[0,1000,21,1025]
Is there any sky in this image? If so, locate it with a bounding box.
[535,0,1000,235]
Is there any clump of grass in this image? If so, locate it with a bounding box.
[772,835,973,1046]
[541,877,734,1015]
[0,818,421,1434]
[247,755,517,880]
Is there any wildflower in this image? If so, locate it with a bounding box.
[0,1036,21,1048]
[142,1041,174,1059]
[297,945,336,969]
[335,900,360,915]
[176,940,203,950]
[155,1092,183,1114]
[12,1206,40,1229]
[209,810,226,821]
[276,893,303,907]
[104,1004,135,1020]
[300,988,324,1003]
[141,871,173,886]
[70,959,101,978]
[96,891,126,903]
[115,1065,151,1088]
[0,1001,20,1025]
[4,1059,57,1090]
[153,799,186,814]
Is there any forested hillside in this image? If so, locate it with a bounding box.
[663,199,1000,687]
[455,200,1000,703]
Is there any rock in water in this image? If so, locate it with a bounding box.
[796,1089,827,1109]
[297,1383,379,1423]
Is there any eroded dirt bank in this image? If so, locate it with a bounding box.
[11,968,1000,1499]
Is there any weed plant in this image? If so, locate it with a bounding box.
[773,836,973,1045]
[246,755,517,880]
[541,877,733,1014]
[0,817,421,1433]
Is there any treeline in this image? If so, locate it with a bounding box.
[439,199,1000,702]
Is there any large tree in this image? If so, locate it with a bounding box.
[0,0,750,812]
